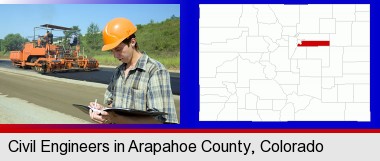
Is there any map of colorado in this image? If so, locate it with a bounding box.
[199,4,370,121]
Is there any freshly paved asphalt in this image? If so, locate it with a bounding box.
[0,59,180,95]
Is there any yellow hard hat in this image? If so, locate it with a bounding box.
[102,17,137,51]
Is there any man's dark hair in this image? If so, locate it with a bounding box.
[122,34,139,50]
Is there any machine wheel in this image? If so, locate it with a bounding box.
[30,57,38,63]
[33,61,40,72]
[33,65,41,72]
[34,61,48,74]
[22,65,30,69]
[41,62,48,74]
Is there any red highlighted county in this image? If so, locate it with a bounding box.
[297,41,330,47]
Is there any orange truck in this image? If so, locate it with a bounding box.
[10,24,98,73]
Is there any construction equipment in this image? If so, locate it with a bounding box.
[9,24,99,73]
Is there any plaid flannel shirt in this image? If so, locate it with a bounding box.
[104,53,178,123]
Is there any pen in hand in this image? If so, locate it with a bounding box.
[91,99,102,113]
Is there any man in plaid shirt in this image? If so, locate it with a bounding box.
[89,17,178,124]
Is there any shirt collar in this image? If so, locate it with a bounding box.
[119,52,148,72]
[135,52,148,71]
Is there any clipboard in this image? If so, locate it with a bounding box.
[72,104,167,116]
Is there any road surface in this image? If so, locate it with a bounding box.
[0,66,180,123]
[0,59,180,95]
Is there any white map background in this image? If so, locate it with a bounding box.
[199,4,370,121]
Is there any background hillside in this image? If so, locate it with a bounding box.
[89,16,180,70]
[0,16,180,70]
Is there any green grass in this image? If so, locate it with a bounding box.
[92,54,120,66]
[149,53,180,70]
[0,51,8,59]
[90,52,180,70]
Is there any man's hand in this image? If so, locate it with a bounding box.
[88,102,113,124]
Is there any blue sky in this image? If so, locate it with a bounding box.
[0,4,180,40]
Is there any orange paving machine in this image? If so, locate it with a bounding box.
[9,24,99,73]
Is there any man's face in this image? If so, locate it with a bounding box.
[111,42,133,64]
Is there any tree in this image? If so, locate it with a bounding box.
[0,39,3,52]
[170,14,179,20]
[136,24,143,30]
[2,34,28,52]
[83,22,102,51]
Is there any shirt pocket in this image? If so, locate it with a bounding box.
[131,89,147,111]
